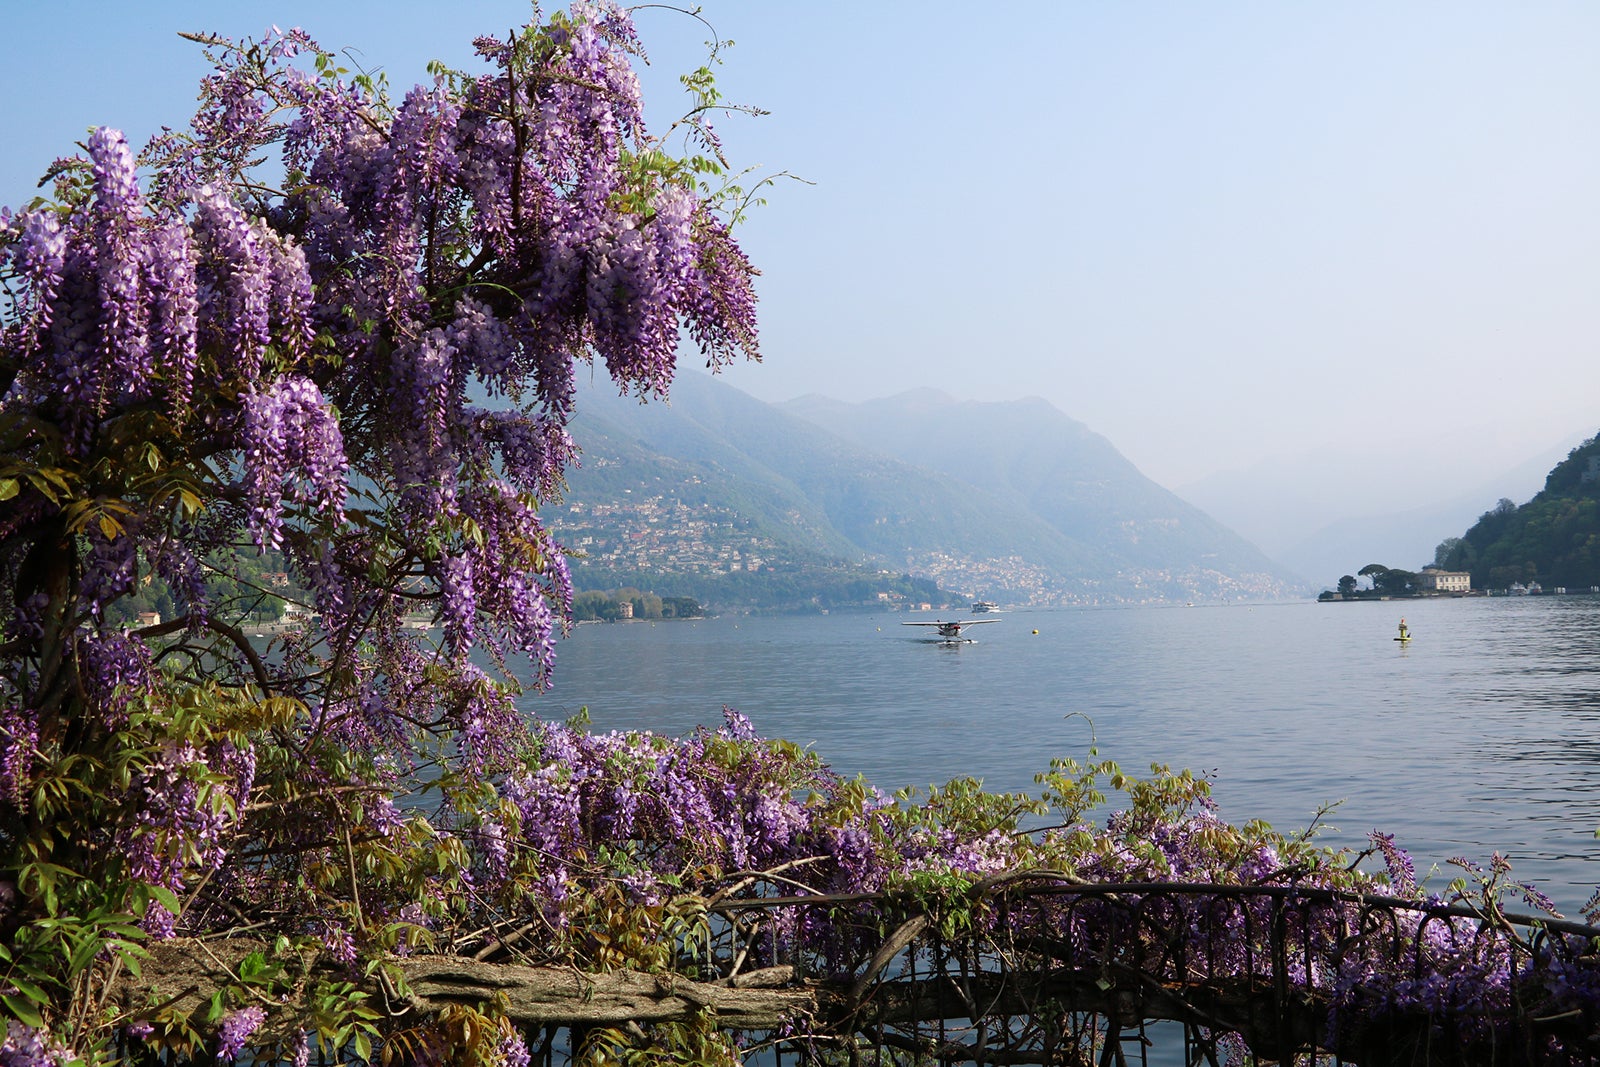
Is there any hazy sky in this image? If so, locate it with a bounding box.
[3,1,1597,498]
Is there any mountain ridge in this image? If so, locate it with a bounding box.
[555,372,1307,605]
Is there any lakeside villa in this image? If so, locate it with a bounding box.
[1416,568,1471,593]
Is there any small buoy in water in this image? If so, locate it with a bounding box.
[1032,629,1039,635]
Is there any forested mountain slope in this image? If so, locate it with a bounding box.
[1440,432,1600,590]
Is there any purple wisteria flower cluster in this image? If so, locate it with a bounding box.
[0,1022,75,1067]
[0,3,761,1060]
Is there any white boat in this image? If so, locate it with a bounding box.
[971,600,998,614]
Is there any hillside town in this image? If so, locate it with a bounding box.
[558,492,780,577]
[554,485,1295,607]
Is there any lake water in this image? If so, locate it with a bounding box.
[524,595,1600,917]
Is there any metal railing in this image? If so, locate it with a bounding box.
[697,879,1600,1066]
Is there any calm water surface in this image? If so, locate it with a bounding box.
[523,596,1600,914]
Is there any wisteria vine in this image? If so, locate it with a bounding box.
[0,3,761,1062]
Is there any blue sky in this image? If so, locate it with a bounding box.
[3,2,1598,552]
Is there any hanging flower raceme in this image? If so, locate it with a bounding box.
[7,210,68,352]
[192,184,275,383]
[143,216,200,414]
[240,376,348,550]
[88,128,152,400]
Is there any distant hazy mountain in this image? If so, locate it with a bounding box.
[1177,434,1583,586]
[556,374,1304,604]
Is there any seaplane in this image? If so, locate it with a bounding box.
[903,618,999,643]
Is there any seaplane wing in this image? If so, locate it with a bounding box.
[903,618,1000,639]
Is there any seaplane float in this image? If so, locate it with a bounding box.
[902,618,999,644]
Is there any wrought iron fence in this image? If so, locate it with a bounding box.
[692,879,1600,1066]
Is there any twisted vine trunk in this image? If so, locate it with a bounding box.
[110,937,1449,1065]
[121,939,828,1034]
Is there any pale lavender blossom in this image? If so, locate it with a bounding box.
[192,184,273,379]
[215,1005,265,1061]
[0,1021,76,1067]
[240,376,348,549]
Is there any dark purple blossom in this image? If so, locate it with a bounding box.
[1370,830,1419,897]
[0,706,39,811]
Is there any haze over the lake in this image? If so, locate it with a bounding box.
[5,2,1596,572]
